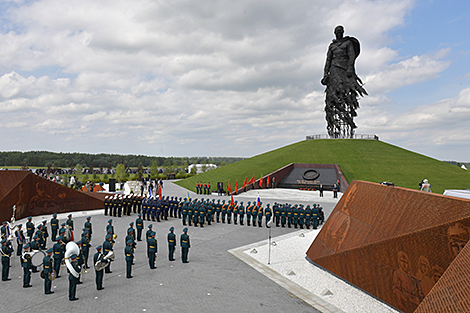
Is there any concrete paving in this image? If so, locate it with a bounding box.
[3,181,337,313]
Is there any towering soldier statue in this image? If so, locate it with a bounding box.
[321,25,367,138]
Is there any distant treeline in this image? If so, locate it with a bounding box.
[0,151,243,168]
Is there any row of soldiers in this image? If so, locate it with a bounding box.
[195,182,211,194]
[178,198,325,229]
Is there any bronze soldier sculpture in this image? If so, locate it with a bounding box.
[321,25,367,138]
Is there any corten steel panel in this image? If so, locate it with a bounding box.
[307,181,470,313]
[415,240,470,313]
[0,170,104,222]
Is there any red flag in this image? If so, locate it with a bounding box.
[242,177,247,189]
[234,181,238,193]
[248,175,255,184]
[266,175,270,188]
[259,175,263,188]
[228,181,231,194]
[230,193,234,205]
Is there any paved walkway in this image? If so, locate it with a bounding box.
[4,181,391,313]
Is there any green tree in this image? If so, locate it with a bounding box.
[116,163,125,182]
[75,164,83,181]
[151,160,159,178]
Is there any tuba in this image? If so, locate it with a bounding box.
[64,241,80,278]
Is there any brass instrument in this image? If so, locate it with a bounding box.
[94,252,108,271]
[64,241,80,278]
[40,269,57,281]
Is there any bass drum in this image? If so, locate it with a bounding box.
[31,250,46,267]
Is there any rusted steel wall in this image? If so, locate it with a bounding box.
[0,170,105,222]
[307,180,470,313]
[415,240,470,313]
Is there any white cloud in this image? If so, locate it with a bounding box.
[0,0,468,160]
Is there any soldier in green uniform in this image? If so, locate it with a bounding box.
[136,214,144,241]
[298,205,305,229]
[239,202,245,225]
[41,220,49,249]
[205,200,213,225]
[75,240,85,284]
[43,248,54,294]
[30,235,40,272]
[232,201,239,225]
[145,224,153,258]
[84,216,92,244]
[1,238,12,281]
[66,214,74,230]
[252,203,258,227]
[180,228,190,263]
[198,204,206,227]
[22,243,32,287]
[0,221,7,239]
[128,222,136,241]
[53,236,63,278]
[215,199,221,223]
[148,232,157,269]
[287,204,293,228]
[81,229,90,269]
[305,205,312,229]
[246,201,252,226]
[103,234,113,274]
[281,204,287,227]
[265,204,272,227]
[125,240,134,278]
[68,253,80,301]
[104,195,110,216]
[274,203,281,227]
[311,204,319,229]
[182,200,188,225]
[257,203,264,227]
[167,227,176,261]
[125,228,136,251]
[221,200,227,223]
[187,200,193,226]
[35,224,44,249]
[50,214,59,241]
[94,245,105,290]
[293,205,299,228]
[226,201,233,224]
[16,224,25,259]
[26,217,35,241]
[106,219,114,236]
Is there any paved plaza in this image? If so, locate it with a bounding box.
[2,181,383,313]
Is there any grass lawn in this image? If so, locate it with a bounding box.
[175,139,470,194]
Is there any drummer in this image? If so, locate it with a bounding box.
[22,243,32,288]
[30,235,40,273]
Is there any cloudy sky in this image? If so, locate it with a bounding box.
[1,0,469,161]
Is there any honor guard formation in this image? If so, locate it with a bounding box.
[1,193,324,302]
[103,194,324,230]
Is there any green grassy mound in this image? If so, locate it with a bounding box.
[175,140,470,194]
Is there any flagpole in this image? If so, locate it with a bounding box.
[267,219,272,265]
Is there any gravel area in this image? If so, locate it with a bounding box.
[240,228,400,313]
